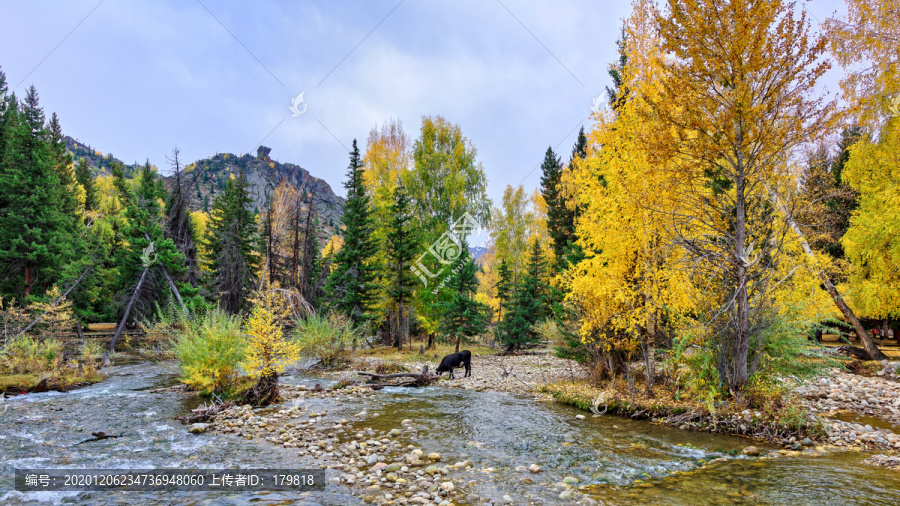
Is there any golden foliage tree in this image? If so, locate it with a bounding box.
[649,0,833,390]
[825,0,900,129]
[569,0,691,386]
[842,118,900,319]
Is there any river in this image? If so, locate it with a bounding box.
[2,361,899,505]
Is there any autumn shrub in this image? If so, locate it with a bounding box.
[242,305,300,380]
[172,308,246,396]
[0,335,63,375]
[0,296,29,345]
[292,313,360,367]
[79,338,105,363]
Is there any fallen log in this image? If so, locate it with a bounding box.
[74,431,125,445]
[177,400,235,424]
[356,366,436,388]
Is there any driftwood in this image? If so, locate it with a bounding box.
[143,232,189,316]
[833,345,872,360]
[178,400,235,424]
[356,366,436,388]
[74,431,125,445]
[110,268,148,352]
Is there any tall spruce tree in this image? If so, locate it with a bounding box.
[0,86,72,298]
[164,148,200,288]
[606,27,630,112]
[111,160,183,322]
[498,238,547,351]
[437,240,489,353]
[324,140,380,329]
[385,180,417,350]
[205,170,258,314]
[47,112,80,222]
[75,158,98,212]
[539,147,571,267]
[495,259,512,323]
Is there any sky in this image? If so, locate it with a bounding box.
[0,0,847,202]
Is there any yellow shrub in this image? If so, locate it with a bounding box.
[242,305,300,380]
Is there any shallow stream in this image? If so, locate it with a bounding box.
[2,362,899,505]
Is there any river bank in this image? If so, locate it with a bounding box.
[4,360,900,504]
[327,349,900,467]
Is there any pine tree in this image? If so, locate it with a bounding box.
[111,160,183,322]
[75,158,98,212]
[47,112,80,222]
[164,148,201,288]
[437,240,489,353]
[495,259,512,323]
[539,147,570,267]
[570,126,587,165]
[385,180,417,349]
[498,239,547,351]
[205,170,258,313]
[0,86,72,298]
[324,140,381,329]
[606,27,630,112]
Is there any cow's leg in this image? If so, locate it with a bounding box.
[449,367,454,379]
[465,361,471,377]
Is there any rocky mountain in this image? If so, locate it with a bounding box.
[65,138,345,241]
[65,136,143,177]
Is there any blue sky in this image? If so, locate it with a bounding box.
[1,0,846,201]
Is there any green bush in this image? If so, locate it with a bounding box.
[79,339,105,363]
[291,313,360,367]
[172,308,247,396]
[0,335,63,375]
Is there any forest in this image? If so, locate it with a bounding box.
[1,0,900,486]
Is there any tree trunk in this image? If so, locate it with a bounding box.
[427,332,434,350]
[767,187,887,361]
[16,263,93,339]
[110,268,148,352]
[455,335,460,354]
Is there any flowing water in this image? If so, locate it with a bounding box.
[2,362,900,505]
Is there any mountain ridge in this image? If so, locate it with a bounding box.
[65,137,345,241]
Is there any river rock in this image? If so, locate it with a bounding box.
[529,464,542,473]
[575,414,586,420]
[440,481,455,492]
[742,446,759,456]
[800,438,814,447]
[188,423,209,434]
[364,484,381,495]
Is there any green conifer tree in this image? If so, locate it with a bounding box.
[498,238,547,351]
[324,140,381,329]
[205,170,258,313]
[0,86,72,298]
[385,180,418,349]
[438,240,489,353]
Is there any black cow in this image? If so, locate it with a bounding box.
[436,350,472,379]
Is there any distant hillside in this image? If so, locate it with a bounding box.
[65,138,345,242]
[470,245,488,263]
[65,136,142,177]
